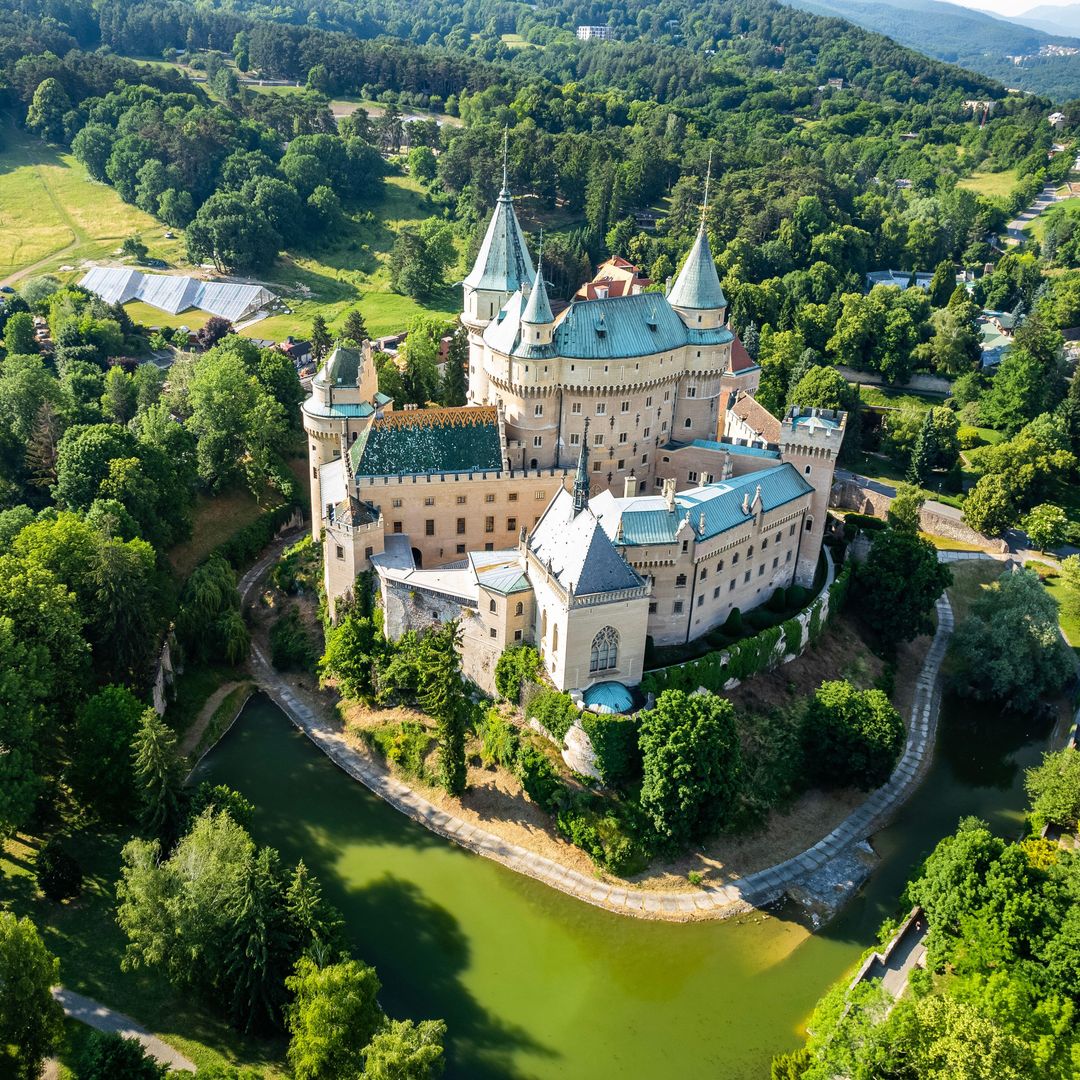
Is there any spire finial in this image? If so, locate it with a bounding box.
[572,417,591,515]
[701,152,712,230]
[537,226,544,267]
[501,126,509,193]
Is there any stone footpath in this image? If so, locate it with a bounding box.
[51,988,196,1073]
[243,533,957,920]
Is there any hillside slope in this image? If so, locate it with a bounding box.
[789,0,1080,98]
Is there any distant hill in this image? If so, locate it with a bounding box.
[788,0,1080,98]
[1012,3,1080,36]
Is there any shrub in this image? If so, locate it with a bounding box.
[688,870,703,886]
[768,587,787,611]
[723,607,742,634]
[957,425,981,450]
[786,584,808,609]
[270,606,316,671]
[37,840,82,902]
[526,690,580,743]
[214,501,299,568]
[374,721,432,780]
[494,645,541,701]
[186,783,255,830]
[580,713,642,788]
[478,708,519,769]
[515,743,564,811]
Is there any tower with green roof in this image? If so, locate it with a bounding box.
[666,165,727,331]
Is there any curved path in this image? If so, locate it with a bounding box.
[51,988,196,1073]
[241,535,956,920]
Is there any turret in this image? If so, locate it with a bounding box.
[667,161,727,330]
[461,135,534,329]
[572,417,591,514]
[520,261,555,347]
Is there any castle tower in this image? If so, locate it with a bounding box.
[667,162,727,331]
[520,259,555,349]
[780,407,848,587]
[461,134,534,332]
[302,342,383,541]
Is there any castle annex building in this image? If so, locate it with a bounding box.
[304,175,846,699]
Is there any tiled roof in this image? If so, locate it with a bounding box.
[730,392,781,443]
[463,187,534,294]
[529,488,644,596]
[729,335,758,373]
[592,465,813,547]
[333,497,379,527]
[666,226,727,311]
[325,346,361,386]
[350,406,502,477]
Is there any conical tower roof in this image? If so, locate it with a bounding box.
[667,225,726,311]
[521,262,553,324]
[462,183,535,294]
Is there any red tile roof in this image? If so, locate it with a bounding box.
[729,335,757,373]
[730,391,781,443]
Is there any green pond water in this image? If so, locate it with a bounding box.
[194,693,1052,1080]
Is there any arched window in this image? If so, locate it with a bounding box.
[748,545,754,559]
[590,626,619,674]
[552,624,559,652]
[805,464,812,475]
[684,417,692,428]
[805,517,813,532]
[515,601,524,616]
[489,598,497,613]
[541,610,547,642]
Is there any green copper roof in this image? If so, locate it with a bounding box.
[666,226,726,311]
[350,406,502,477]
[463,187,535,295]
[521,264,553,324]
[323,345,362,386]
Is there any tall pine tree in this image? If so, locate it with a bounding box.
[418,622,468,796]
[440,324,468,406]
[310,315,332,361]
[133,709,183,837]
[906,409,938,486]
[342,308,368,345]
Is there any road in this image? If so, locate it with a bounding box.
[1005,180,1066,243]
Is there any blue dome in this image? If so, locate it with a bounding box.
[582,681,634,714]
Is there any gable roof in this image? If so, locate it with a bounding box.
[350,406,503,477]
[463,187,535,295]
[666,226,726,311]
[730,391,781,444]
[729,335,758,373]
[78,267,272,322]
[591,464,813,547]
[528,487,644,596]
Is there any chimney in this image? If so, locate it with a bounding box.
[662,477,676,512]
[741,492,750,515]
[623,473,637,498]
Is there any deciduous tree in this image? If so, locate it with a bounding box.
[0,913,63,1080]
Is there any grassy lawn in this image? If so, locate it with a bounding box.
[123,299,208,332]
[857,384,949,410]
[165,661,246,740]
[0,123,185,283]
[957,167,1021,199]
[920,532,986,552]
[241,174,462,343]
[0,830,289,1077]
[945,559,1004,623]
[1027,197,1080,243]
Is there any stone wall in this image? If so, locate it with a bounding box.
[919,507,1008,553]
[836,366,952,395]
[830,478,891,517]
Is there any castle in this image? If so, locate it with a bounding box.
[304,172,846,699]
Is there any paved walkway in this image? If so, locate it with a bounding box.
[178,679,246,758]
[242,539,957,920]
[51,988,196,1073]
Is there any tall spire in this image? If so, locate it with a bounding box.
[667,155,726,313]
[700,152,712,232]
[501,126,509,194]
[522,230,553,325]
[572,417,591,515]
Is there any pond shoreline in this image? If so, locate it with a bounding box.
[240,530,956,920]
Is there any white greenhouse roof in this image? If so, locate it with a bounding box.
[79,267,273,323]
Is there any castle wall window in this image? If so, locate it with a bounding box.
[485,516,495,533]
[661,421,667,431]
[646,396,653,407]
[748,545,754,558]
[621,401,630,413]
[457,495,467,504]
[570,433,581,446]
[457,543,466,553]
[688,471,698,483]
[732,552,739,564]
[509,493,518,502]
[533,436,543,447]
[572,402,582,414]
[535,490,546,500]
[594,433,604,446]
[596,403,607,415]
[684,418,692,428]
[425,520,435,535]
[805,518,813,531]
[553,625,558,652]
[514,629,523,641]
[686,386,697,398]
[744,570,751,583]
[643,427,651,438]
[697,594,704,607]
[457,518,466,534]
[592,461,601,472]
[730,579,736,591]
[485,493,495,503]
[790,524,796,536]
[617,459,625,470]
[534,404,543,417]
[758,565,765,576]
[618,432,628,444]
[762,538,768,549]
[392,498,402,508]
[489,598,497,613]
[641,453,648,464]
[716,560,724,572]
[508,517,517,531]
[365,547,373,560]
[664,391,670,401]
[335,545,344,560]
[515,602,524,616]
[673,601,684,614]
[776,532,782,543]
[649,601,657,614]
[713,586,720,599]
[490,627,497,638]
[675,573,687,588]
[393,522,402,533]
[425,496,435,506]
[805,465,812,475]
[699,568,707,580]
[773,556,779,568]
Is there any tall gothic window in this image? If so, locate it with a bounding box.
[590,626,619,674]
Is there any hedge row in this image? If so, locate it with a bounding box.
[213,500,301,569]
[640,562,853,698]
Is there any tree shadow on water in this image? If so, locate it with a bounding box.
[341,873,558,1079]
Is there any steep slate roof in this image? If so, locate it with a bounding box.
[521,265,553,324]
[666,226,727,311]
[350,406,502,477]
[591,465,813,547]
[462,186,535,294]
[730,391,781,443]
[528,488,644,596]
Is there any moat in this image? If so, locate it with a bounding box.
[194,692,1052,1079]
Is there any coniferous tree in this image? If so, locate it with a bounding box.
[342,308,368,345]
[310,315,332,361]
[418,622,468,795]
[906,409,938,485]
[25,401,59,488]
[286,860,345,967]
[440,324,468,406]
[742,321,760,361]
[132,708,183,837]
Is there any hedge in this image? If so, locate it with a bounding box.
[640,563,853,697]
[213,500,301,569]
[580,713,642,788]
[526,689,580,742]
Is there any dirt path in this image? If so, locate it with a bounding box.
[179,679,247,758]
[51,988,196,1073]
